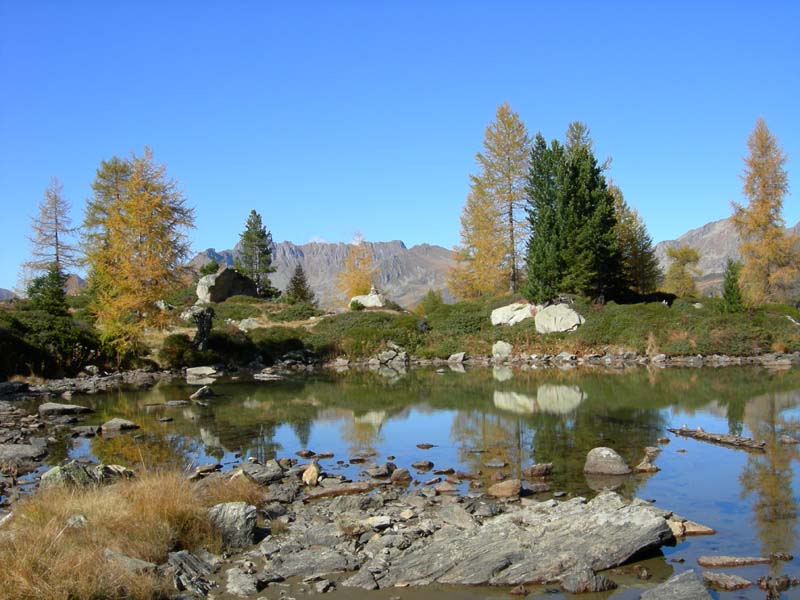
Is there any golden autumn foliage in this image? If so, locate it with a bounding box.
[84,148,194,359]
[662,245,701,298]
[450,103,530,298]
[732,118,799,304]
[448,181,508,299]
[337,237,378,302]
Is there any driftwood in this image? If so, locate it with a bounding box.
[667,426,765,451]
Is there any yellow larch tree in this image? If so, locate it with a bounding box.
[732,118,799,304]
[85,148,194,359]
[337,234,378,303]
[662,245,701,298]
[448,181,507,299]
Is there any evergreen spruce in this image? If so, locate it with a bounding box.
[27,265,68,317]
[235,210,278,298]
[721,259,744,313]
[610,183,662,295]
[285,264,315,305]
[199,259,219,277]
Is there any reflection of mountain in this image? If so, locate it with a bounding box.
[493,385,586,416]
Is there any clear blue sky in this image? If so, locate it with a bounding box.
[1,1,798,290]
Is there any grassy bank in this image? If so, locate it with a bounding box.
[0,470,261,600]
[154,294,800,368]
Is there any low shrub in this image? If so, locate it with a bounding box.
[158,333,213,368]
[249,326,308,363]
[212,299,261,323]
[269,302,323,322]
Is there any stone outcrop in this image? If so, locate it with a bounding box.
[490,303,537,326]
[208,502,258,549]
[584,447,631,475]
[40,460,134,488]
[492,341,513,359]
[38,402,92,416]
[350,286,386,309]
[196,268,258,303]
[534,303,585,333]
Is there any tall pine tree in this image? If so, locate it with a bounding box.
[25,177,78,276]
[610,183,661,295]
[235,209,278,298]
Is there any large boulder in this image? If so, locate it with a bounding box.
[350,286,386,309]
[208,502,257,549]
[40,460,134,488]
[584,447,631,475]
[196,268,258,303]
[534,303,584,334]
[490,303,537,326]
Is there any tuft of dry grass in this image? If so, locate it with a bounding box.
[0,469,263,600]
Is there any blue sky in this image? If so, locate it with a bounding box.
[1,1,798,290]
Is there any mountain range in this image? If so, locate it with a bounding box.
[189,240,455,310]
[183,217,800,308]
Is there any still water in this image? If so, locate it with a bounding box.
[48,366,800,598]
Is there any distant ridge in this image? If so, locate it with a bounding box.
[654,218,800,293]
[189,240,455,310]
[0,288,16,301]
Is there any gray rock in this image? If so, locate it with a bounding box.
[168,550,216,597]
[208,502,257,548]
[534,303,585,333]
[273,546,361,579]
[343,491,673,588]
[559,563,617,593]
[447,352,466,363]
[41,461,134,488]
[38,402,92,416]
[104,548,157,574]
[186,366,218,378]
[225,566,264,597]
[101,418,140,432]
[492,341,513,359]
[350,286,386,309]
[641,569,712,599]
[237,317,261,332]
[233,459,284,485]
[196,268,258,303]
[583,447,631,475]
[189,385,214,400]
[0,443,47,462]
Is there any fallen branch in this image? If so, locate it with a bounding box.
[667,426,765,451]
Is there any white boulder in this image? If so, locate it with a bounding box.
[492,340,513,359]
[490,303,537,326]
[534,304,584,334]
[350,286,386,309]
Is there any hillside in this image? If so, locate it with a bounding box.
[0,288,16,301]
[189,240,456,309]
[654,218,800,294]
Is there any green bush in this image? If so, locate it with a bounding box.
[310,312,425,358]
[426,301,489,336]
[349,300,365,311]
[207,329,258,364]
[269,303,323,322]
[249,326,308,363]
[213,299,261,323]
[158,334,212,368]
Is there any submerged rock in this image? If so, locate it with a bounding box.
[641,569,711,599]
[584,447,631,475]
[38,402,92,416]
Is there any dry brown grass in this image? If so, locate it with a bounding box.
[0,470,263,600]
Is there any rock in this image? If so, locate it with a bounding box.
[412,460,434,471]
[697,555,769,567]
[365,462,396,478]
[235,459,284,485]
[559,563,617,593]
[681,519,716,536]
[634,458,660,473]
[702,571,752,590]
[104,548,157,574]
[302,461,321,486]
[101,418,140,432]
[38,402,92,416]
[434,481,458,494]
[534,303,585,334]
[66,514,88,529]
[390,468,412,484]
[196,268,258,303]
[0,443,47,463]
[40,460,133,488]
[522,463,553,478]
[168,550,216,597]
[583,447,631,475]
[447,352,466,363]
[296,449,316,458]
[189,385,214,400]
[71,425,101,437]
[208,502,257,549]
[484,458,507,468]
[779,434,800,445]
[492,341,513,359]
[225,566,266,597]
[315,579,335,593]
[350,285,386,308]
[362,515,392,531]
[416,443,436,449]
[237,317,261,332]
[490,303,536,326]
[186,366,218,379]
[437,504,477,530]
[304,481,376,500]
[487,479,521,498]
[757,574,800,594]
[342,491,673,588]
[641,569,711,599]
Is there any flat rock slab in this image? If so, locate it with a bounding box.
[38,402,92,416]
[641,570,712,599]
[343,491,673,588]
[0,443,47,462]
[304,481,377,501]
[101,418,140,432]
[697,555,770,568]
[702,571,752,590]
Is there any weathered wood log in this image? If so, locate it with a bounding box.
[667,426,765,451]
[168,550,216,596]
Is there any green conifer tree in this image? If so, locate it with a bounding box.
[235,210,278,298]
[285,264,315,305]
[721,259,744,313]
